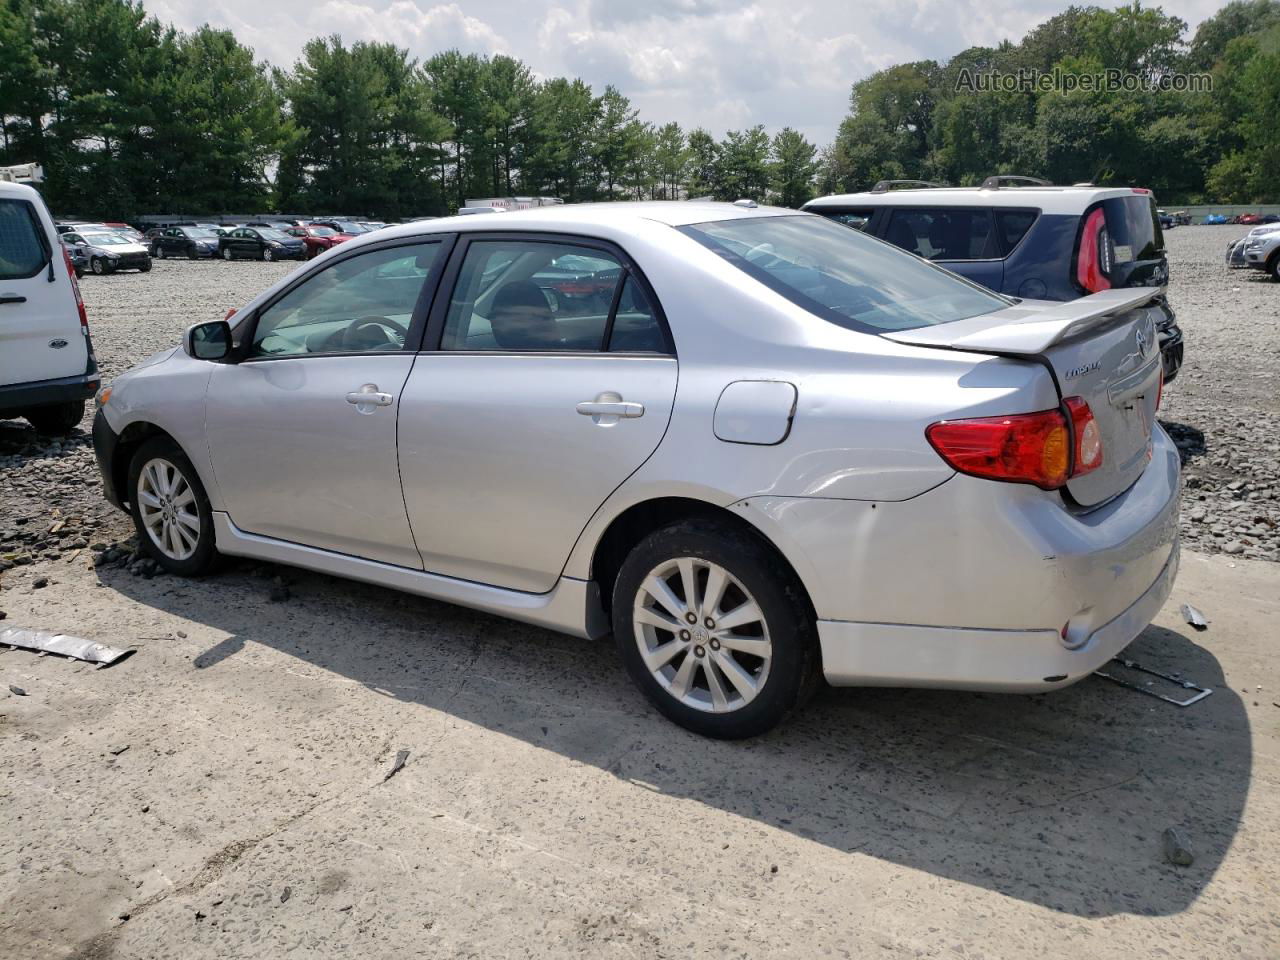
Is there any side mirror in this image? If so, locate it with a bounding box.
[184,320,232,361]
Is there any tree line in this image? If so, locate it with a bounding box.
[819,0,1280,203]
[1,0,1277,220]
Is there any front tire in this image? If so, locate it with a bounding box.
[222,247,233,261]
[262,247,274,262]
[26,400,85,435]
[127,437,219,576]
[90,257,106,275]
[612,521,819,739]
[155,245,166,259]
[138,260,151,272]
[1268,253,1280,282]
[188,244,199,260]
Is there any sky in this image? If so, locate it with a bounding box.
[144,0,1228,145]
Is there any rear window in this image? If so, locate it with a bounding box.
[680,215,1008,333]
[1103,195,1163,263]
[0,199,49,280]
[883,208,997,261]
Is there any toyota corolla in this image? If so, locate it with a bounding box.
[92,202,1179,738]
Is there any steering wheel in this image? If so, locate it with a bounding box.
[339,316,409,351]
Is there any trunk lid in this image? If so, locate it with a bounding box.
[886,288,1164,506]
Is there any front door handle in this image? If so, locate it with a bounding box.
[346,383,394,413]
[577,392,644,425]
[0,294,26,305]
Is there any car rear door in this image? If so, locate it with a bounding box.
[0,190,86,389]
[396,233,678,593]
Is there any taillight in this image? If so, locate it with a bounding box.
[224,307,237,321]
[926,409,1070,489]
[1064,397,1103,476]
[927,397,1103,490]
[62,247,89,333]
[1076,208,1111,293]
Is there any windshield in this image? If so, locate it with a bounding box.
[83,233,132,246]
[336,222,369,234]
[680,215,1008,333]
[258,228,291,241]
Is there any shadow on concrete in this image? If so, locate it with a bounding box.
[109,558,1249,919]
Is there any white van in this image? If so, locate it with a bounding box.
[0,181,99,434]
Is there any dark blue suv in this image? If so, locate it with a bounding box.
[802,180,1184,382]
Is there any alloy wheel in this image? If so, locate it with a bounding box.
[263,247,274,262]
[632,557,772,714]
[222,247,232,260]
[136,457,201,561]
[91,258,104,275]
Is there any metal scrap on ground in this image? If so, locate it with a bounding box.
[0,627,135,667]
[1180,603,1209,630]
[383,749,410,783]
[1094,657,1214,707]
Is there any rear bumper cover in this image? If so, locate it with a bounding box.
[0,370,99,415]
[817,539,1179,690]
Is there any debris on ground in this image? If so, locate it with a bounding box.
[8,684,28,696]
[1163,827,1195,866]
[383,748,410,783]
[108,744,129,756]
[1,627,135,667]
[280,886,292,903]
[1180,603,1209,630]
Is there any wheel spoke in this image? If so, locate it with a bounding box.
[172,485,194,508]
[716,634,771,658]
[677,558,700,618]
[143,512,164,534]
[175,508,200,533]
[712,650,759,701]
[636,606,681,632]
[668,652,698,700]
[137,489,163,509]
[642,575,687,621]
[714,600,764,633]
[174,522,197,553]
[704,655,730,711]
[702,564,728,618]
[643,639,688,672]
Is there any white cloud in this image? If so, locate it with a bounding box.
[141,0,1228,144]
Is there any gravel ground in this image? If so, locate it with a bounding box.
[2,225,1278,570]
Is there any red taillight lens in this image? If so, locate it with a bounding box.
[224,307,237,321]
[1064,396,1103,476]
[62,247,89,332]
[1076,208,1111,293]
[928,398,1106,489]
[926,409,1071,489]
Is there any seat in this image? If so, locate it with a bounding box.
[489,280,559,349]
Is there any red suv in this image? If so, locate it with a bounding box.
[286,224,354,259]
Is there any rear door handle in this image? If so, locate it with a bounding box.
[577,392,644,425]
[576,401,644,417]
[346,383,394,412]
[0,294,26,305]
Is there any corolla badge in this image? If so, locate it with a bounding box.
[1064,360,1101,379]
[48,338,69,349]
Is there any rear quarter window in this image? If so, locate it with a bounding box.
[994,210,1038,254]
[0,199,49,280]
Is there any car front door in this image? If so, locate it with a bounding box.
[397,234,678,593]
[203,238,452,566]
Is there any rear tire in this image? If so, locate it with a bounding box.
[127,436,219,576]
[222,247,233,261]
[155,246,166,259]
[26,400,85,435]
[612,521,819,739]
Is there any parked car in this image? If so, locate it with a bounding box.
[803,180,1184,383]
[102,222,145,242]
[285,223,354,258]
[151,225,221,259]
[0,181,100,434]
[360,221,389,231]
[246,220,298,233]
[1203,213,1229,224]
[61,236,88,277]
[93,202,1180,738]
[1233,213,1262,225]
[311,219,373,237]
[217,226,306,261]
[62,229,152,274]
[1157,209,1175,230]
[1240,228,1280,279]
[1226,223,1280,268]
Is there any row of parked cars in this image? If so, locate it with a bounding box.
[52,217,396,275]
[1203,212,1280,225]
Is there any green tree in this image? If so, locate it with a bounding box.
[685,127,720,198]
[768,127,817,207]
[717,125,770,200]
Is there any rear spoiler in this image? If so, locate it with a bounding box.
[883,287,1164,355]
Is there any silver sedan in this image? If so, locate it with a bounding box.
[92,202,1179,738]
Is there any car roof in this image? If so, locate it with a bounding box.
[377,201,801,243]
[804,186,1140,216]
